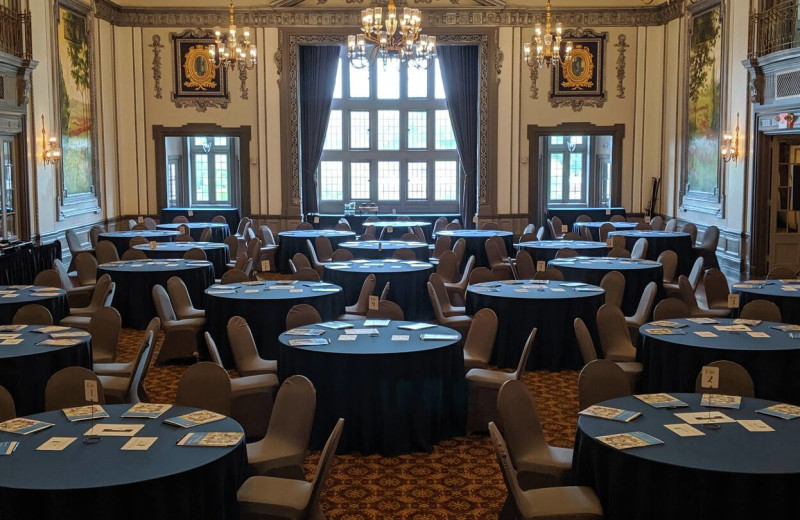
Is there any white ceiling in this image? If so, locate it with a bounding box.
[112,0,666,8]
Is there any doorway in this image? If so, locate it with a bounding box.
[767,137,800,269]
[0,136,18,241]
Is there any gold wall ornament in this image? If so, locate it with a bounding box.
[183,44,218,90]
[560,44,594,90]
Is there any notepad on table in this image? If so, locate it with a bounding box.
[634,394,688,409]
[347,328,380,335]
[120,437,158,451]
[579,405,641,422]
[649,321,687,328]
[686,317,719,324]
[701,394,742,409]
[37,339,83,347]
[420,333,460,341]
[178,432,244,447]
[85,423,145,437]
[318,321,354,330]
[284,328,325,336]
[594,432,664,450]
[62,405,109,422]
[363,319,390,327]
[288,338,331,347]
[121,403,172,419]
[164,410,226,428]
[663,423,705,437]
[771,324,800,332]
[50,331,91,339]
[0,325,26,332]
[757,403,800,420]
[733,319,762,326]
[0,418,54,435]
[32,326,70,333]
[713,325,752,332]
[398,323,436,331]
[674,411,735,425]
[645,328,684,336]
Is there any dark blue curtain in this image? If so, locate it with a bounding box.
[437,45,479,229]
[299,45,341,219]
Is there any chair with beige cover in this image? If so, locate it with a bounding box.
[486,239,514,279]
[87,306,122,363]
[330,248,354,262]
[657,250,678,284]
[33,269,61,289]
[88,225,105,249]
[13,304,53,325]
[596,304,637,362]
[0,385,15,422]
[547,217,565,240]
[703,268,731,311]
[519,232,538,243]
[694,360,754,397]
[238,418,344,520]
[606,247,631,259]
[212,215,227,224]
[290,252,312,273]
[625,281,658,343]
[183,248,207,261]
[443,256,474,307]
[635,222,652,231]
[452,238,467,267]
[578,359,632,409]
[338,274,375,320]
[245,235,263,272]
[366,300,405,320]
[665,256,703,298]
[224,235,241,261]
[694,225,720,269]
[555,248,578,259]
[469,267,495,285]
[435,250,460,284]
[430,236,452,261]
[562,233,582,241]
[609,214,626,223]
[228,316,277,376]
[429,272,465,317]
[630,238,648,260]
[600,271,625,308]
[98,330,154,404]
[533,267,564,281]
[428,282,472,338]
[392,248,417,260]
[488,422,602,520]
[121,248,148,261]
[127,219,138,229]
[400,232,418,242]
[198,227,213,242]
[286,304,321,330]
[767,266,795,280]
[295,221,314,230]
[653,298,690,320]
[445,221,462,230]
[334,222,350,232]
[129,236,148,248]
[65,229,92,272]
[463,308,498,371]
[678,275,730,318]
[130,224,148,231]
[53,259,93,308]
[664,219,678,232]
[172,215,189,224]
[380,282,391,301]
[221,269,250,285]
[257,225,279,272]
[94,241,119,265]
[515,250,536,280]
[94,317,160,389]
[45,367,105,411]
[313,236,334,263]
[167,276,205,319]
[609,235,626,249]
[480,222,498,230]
[175,362,231,415]
[247,375,316,479]
[206,332,279,439]
[598,223,615,242]
[141,217,156,230]
[650,215,665,230]
[76,252,100,286]
[360,231,376,242]
[575,317,642,390]
[306,240,327,276]
[497,380,573,490]
[740,299,782,322]
[432,217,448,236]
[466,328,535,433]
[60,274,114,330]
[152,284,204,364]
[293,268,321,281]
[234,217,251,238]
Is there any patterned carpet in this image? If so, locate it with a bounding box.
[120,329,579,520]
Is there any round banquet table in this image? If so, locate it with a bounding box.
[134,241,230,279]
[732,280,800,325]
[204,280,344,368]
[98,259,214,329]
[98,230,179,258]
[323,260,434,321]
[277,230,356,273]
[572,221,638,241]
[156,222,230,243]
[573,393,800,520]
[338,240,430,262]
[364,220,431,241]
[0,404,246,520]
[0,325,91,416]
[465,280,605,370]
[516,240,608,264]
[608,231,693,275]
[548,257,663,316]
[278,320,465,455]
[433,230,514,269]
[640,318,800,404]
[0,285,69,325]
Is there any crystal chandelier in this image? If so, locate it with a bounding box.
[522,0,573,70]
[347,0,436,69]
[209,1,257,71]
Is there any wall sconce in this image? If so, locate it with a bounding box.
[721,112,739,164]
[40,115,61,165]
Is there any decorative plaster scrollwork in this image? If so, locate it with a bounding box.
[549,95,606,112]
[494,31,503,83]
[614,33,628,99]
[150,34,164,99]
[239,67,248,99]
[529,65,538,99]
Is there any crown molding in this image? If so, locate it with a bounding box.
[94,0,684,28]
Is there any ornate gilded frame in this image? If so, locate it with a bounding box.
[549,28,607,111]
[171,28,229,112]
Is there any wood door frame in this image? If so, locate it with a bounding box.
[527,122,625,226]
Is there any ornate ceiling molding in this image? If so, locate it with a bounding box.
[95,0,684,28]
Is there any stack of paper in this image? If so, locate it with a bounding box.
[700,394,742,409]
[0,418,54,435]
[579,405,641,422]
[634,394,688,409]
[121,403,172,419]
[757,403,800,420]
[62,405,109,422]
[165,410,226,428]
[595,432,664,450]
[177,432,243,447]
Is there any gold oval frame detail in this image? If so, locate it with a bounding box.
[183,44,217,91]
[561,45,595,90]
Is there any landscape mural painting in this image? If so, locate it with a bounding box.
[686,4,722,196]
[58,5,93,197]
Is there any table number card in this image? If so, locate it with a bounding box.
[261,260,271,272]
[694,331,718,338]
[187,210,194,216]
[561,225,568,233]
[664,423,705,437]
[536,261,546,272]
[84,380,99,403]
[149,241,157,250]
[747,331,770,338]
[700,366,719,389]
[738,420,774,432]
[121,437,158,450]
[368,295,380,311]
[727,294,740,308]
[391,335,410,341]
[137,216,144,224]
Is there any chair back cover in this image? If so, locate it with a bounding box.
[574,317,599,364]
[512,327,536,379]
[463,308,498,367]
[88,306,122,362]
[89,225,106,248]
[296,222,314,230]
[129,236,148,248]
[95,241,119,265]
[184,248,207,261]
[227,316,262,373]
[221,269,249,284]
[497,380,548,466]
[606,247,631,259]
[65,229,83,253]
[152,284,178,322]
[596,303,633,359]
[630,238,648,260]
[694,360,755,398]
[481,222,499,230]
[76,252,100,285]
[0,385,15,422]
[436,250,459,283]
[45,366,106,411]
[125,331,154,403]
[452,238,467,266]
[176,362,231,415]
[431,236,452,260]
[52,259,75,290]
[650,215,665,230]
[167,276,198,318]
[199,227,213,242]
[172,216,189,223]
[578,359,631,409]
[630,281,658,325]
[306,418,345,515]
[664,218,678,232]
[740,299,782,322]
[286,304,322,330]
[468,267,495,285]
[657,250,678,282]
[330,248,354,261]
[432,217,448,235]
[699,225,720,250]
[204,332,225,367]
[653,298,690,321]
[224,235,240,258]
[366,300,405,320]
[261,374,316,467]
[121,248,148,261]
[533,267,564,281]
[33,269,61,288]
[392,248,416,260]
[703,268,730,308]
[683,222,698,244]
[293,268,321,281]
[12,304,53,325]
[555,247,578,259]
[600,271,625,308]
[610,214,627,222]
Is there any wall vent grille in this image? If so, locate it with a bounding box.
[776,70,800,99]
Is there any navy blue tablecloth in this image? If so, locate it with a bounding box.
[135,242,230,280]
[277,230,356,273]
[0,241,62,286]
[517,240,608,264]
[434,230,514,269]
[608,231,693,275]
[338,240,430,262]
[640,318,800,404]
[574,394,800,520]
[156,222,230,243]
[466,281,604,370]
[315,214,457,241]
[546,207,626,235]
[278,320,465,455]
[732,281,800,325]
[161,206,241,234]
[0,285,69,325]
[549,257,663,315]
[99,260,214,329]
[323,260,434,321]
[204,281,345,367]
[98,231,179,258]
[0,325,91,415]
[0,404,246,520]
[572,221,638,241]
[364,221,431,241]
